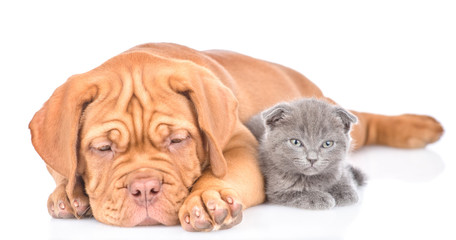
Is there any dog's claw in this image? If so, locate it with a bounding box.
[179,189,244,232]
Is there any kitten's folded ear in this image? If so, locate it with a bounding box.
[335,107,358,133]
[262,102,292,129]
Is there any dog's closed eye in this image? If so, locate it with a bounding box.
[97,145,112,151]
[170,138,185,144]
[90,140,115,159]
[169,135,190,145]
[167,131,191,152]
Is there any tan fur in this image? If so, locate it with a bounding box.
[29,43,443,230]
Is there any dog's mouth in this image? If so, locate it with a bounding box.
[129,198,163,226]
[137,216,160,226]
[90,185,185,227]
[124,186,183,227]
[102,195,182,227]
[130,191,180,226]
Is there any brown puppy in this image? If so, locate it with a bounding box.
[29,43,443,231]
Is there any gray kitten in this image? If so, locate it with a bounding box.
[246,99,366,209]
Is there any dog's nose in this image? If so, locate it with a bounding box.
[128,178,161,205]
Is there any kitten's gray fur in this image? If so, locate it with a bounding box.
[246,99,366,209]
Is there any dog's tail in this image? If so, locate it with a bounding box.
[349,165,367,187]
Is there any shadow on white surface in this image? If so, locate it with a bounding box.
[349,146,444,182]
[48,204,364,240]
[47,147,444,240]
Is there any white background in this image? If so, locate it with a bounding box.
[1,0,455,239]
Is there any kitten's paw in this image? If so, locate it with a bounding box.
[332,189,359,206]
[302,192,336,210]
[178,189,243,232]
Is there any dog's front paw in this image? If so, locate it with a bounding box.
[178,189,243,232]
[47,180,91,219]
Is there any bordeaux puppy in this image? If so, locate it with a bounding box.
[29,43,443,231]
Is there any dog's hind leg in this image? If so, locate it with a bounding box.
[350,112,444,150]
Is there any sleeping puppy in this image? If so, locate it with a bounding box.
[29,43,443,231]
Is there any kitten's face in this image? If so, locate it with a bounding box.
[261,99,355,176]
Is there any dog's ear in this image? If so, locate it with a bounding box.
[169,64,238,178]
[29,77,98,199]
[261,102,292,130]
[334,107,358,133]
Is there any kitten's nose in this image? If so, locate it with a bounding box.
[307,152,318,165]
[307,158,318,165]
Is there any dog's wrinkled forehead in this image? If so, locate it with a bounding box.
[79,55,199,150]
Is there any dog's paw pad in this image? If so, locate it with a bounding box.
[179,189,244,232]
[206,200,228,225]
[48,197,74,219]
[72,198,92,217]
[224,196,242,218]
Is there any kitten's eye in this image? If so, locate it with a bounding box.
[289,139,302,147]
[98,145,112,151]
[322,141,334,148]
